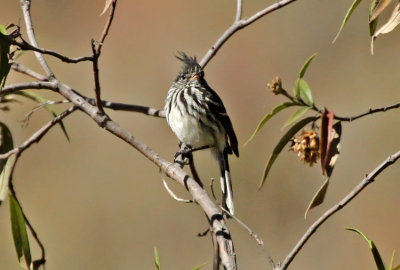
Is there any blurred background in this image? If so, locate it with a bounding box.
[1,0,400,269]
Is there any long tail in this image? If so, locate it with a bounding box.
[217,150,234,215]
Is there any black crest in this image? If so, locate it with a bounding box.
[176,52,203,78]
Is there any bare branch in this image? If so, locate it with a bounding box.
[200,0,299,67]
[11,62,48,81]
[277,150,400,270]
[52,80,237,269]
[97,0,117,54]
[0,106,77,160]
[91,40,105,114]
[19,0,54,78]
[235,0,243,21]
[0,81,57,96]
[334,102,400,122]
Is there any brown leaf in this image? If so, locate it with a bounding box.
[370,0,393,22]
[320,110,334,175]
[325,122,342,177]
[371,2,400,54]
[100,0,113,16]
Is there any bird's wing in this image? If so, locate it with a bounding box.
[203,85,239,157]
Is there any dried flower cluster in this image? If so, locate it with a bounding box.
[267,76,283,95]
[291,130,320,166]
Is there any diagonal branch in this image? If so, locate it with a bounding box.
[0,106,77,160]
[200,0,299,67]
[276,150,400,270]
[19,0,54,78]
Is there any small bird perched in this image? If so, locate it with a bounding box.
[164,52,239,215]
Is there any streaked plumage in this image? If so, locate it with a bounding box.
[165,53,238,215]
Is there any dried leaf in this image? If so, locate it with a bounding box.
[371,2,400,54]
[333,0,365,43]
[244,102,295,145]
[320,110,334,175]
[304,177,330,218]
[295,78,314,106]
[100,0,113,16]
[370,0,393,21]
[9,194,32,270]
[259,116,318,189]
[299,53,317,79]
[325,122,342,177]
[282,106,310,129]
[346,228,386,270]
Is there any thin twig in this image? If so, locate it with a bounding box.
[235,0,243,21]
[200,0,299,67]
[91,40,105,114]
[0,106,77,160]
[19,0,54,78]
[22,100,70,126]
[210,178,217,200]
[277,150,400,270]
[0,81,58,97]
[11,62,48,81]
[97,0,117,54]
[8,154,46,267]
[334,103,400,122]
[161,173,193,203]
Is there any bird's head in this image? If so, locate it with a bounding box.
[176,52,204,81]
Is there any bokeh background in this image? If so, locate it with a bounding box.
[1,0,400,269]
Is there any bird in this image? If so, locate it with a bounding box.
[164,52,239,215]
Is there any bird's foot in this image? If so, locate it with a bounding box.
[174,144,192,166]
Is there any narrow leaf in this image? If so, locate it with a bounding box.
[369,0,380,36]
[259,116,318,189]
[372,2,400,54]
[325,122,342,177]
[0,122,13,171]
[295,78,314,105]
[304,177,330,218]
[244,102,295,145]
[346,228,386,270]
[0,25,11,88]
[390,250,396,270]
[320,110,334,175]
[0,156,16,204]
[154,247,161,270]
[371,0,393,21]
[299,53,317,79]
[100,0,113,16]
[15,91,70,141]
[192,262,208,270]
[333,0,365,43]
[9,194,32,270]
[282,106,310,129]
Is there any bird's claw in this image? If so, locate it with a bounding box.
[173,145,192,166]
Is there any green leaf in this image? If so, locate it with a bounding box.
[0,25,11,88]
[259,116,318,189]
[369,0,380,36]
[9,194,32,270]
[0,155,16,204]
[295,78,314,106]
[244,102,295,145]
[192,262,208,270]
[154,247,161,270]
[299,53,317,79]
[282,106,310,129]
[333,0,365,43]
[0,122,13,171]
[346,228,386,270]
[390,250,396,270]
[15,91,70,141]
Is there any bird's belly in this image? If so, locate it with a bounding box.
[168,107,215,148]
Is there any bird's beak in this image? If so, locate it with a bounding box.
[190,74,200,80]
